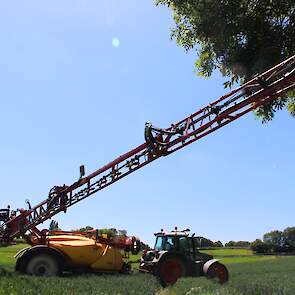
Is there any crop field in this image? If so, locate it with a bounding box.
[1,245,295,295]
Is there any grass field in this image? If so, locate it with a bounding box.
[1,245,295,295]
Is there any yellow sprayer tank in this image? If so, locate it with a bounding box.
[15,234,128,276]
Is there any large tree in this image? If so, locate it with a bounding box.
[263,230,284,248]
[283,227,295,248]
[156,0,295,121]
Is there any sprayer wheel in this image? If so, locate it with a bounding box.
[26,254,60,277]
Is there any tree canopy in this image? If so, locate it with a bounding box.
[263,227,295,252]
[194,236,224,247]
[156,0,295,121]
[78,225,94,232]
[250,239,270,253]
[74,227,128,238]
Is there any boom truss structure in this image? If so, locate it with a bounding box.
[1,55,294,245]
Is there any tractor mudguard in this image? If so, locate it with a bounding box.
[154,251,188,269]
[153,251,167,263]
[203,259,219,274]
[15,245,67,273]
[14,246,31,259]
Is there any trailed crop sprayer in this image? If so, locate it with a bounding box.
[1,55,294,285]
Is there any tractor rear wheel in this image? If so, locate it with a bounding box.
[156,256,186,287]
[26,254,60,276]
[207,262,229,284]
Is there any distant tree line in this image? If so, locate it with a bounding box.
[76,226,127,238]
[225,241,251,248]
[48,223,150,249]
[195,237,223,248]
[78,226,150,250]
[195,237,251,248]
[251,227,295,254]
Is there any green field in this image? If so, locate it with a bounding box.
[1,245,295,295]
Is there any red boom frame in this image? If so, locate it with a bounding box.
[1,55,294,245]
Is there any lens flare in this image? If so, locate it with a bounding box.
[112,38,120,48]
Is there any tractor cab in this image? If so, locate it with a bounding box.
[154,229,193,256]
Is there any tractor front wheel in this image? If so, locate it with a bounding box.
[156,256,186,287]
[26,254,60,276]
[207,262,229,284]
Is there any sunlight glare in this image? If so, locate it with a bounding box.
[112,37,120,48]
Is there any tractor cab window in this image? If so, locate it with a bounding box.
[165,237,175,250]
[155,236,164,251]
[155,236,176,251]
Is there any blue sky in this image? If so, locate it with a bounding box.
[0,1,294,246]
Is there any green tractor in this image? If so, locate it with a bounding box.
[139,228,229,287]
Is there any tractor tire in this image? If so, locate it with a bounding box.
[26,254,60,277]
[156,256,186,287]
[207,262,229,284]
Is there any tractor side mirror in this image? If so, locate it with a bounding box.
[79,165,85,179]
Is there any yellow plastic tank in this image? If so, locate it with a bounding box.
[48,235,124,272]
